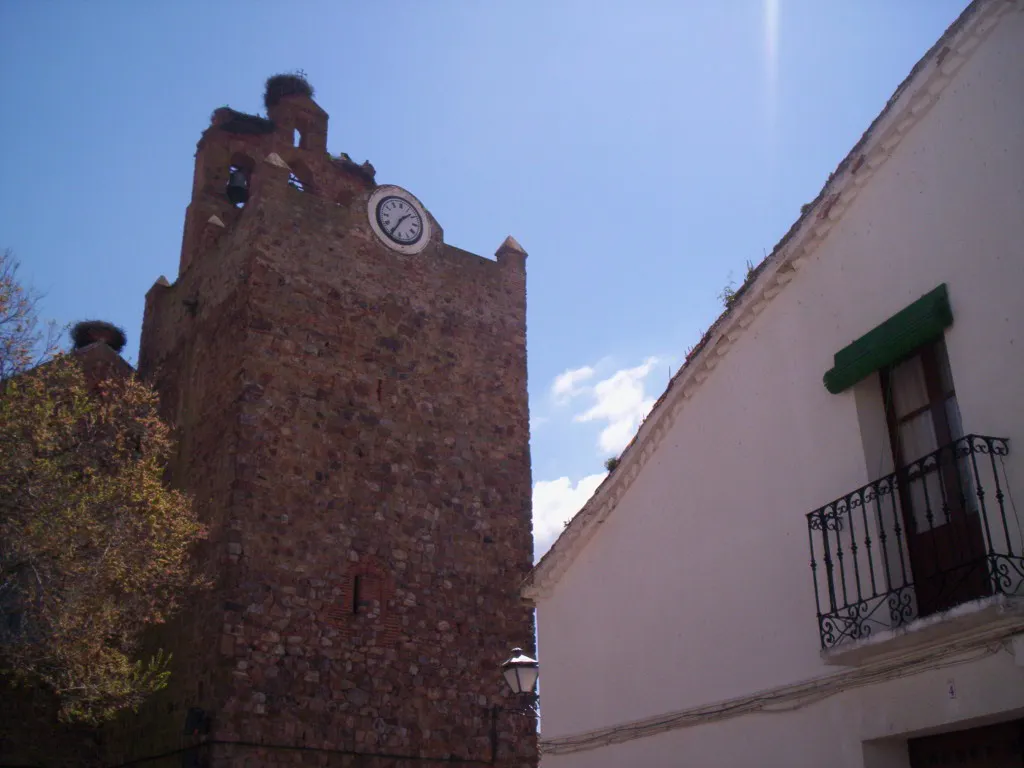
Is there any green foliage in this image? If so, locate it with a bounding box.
[718,278,738,309]
[718,260,759,310]
[604,456,620,472]
[0,255,206,722]
[0,358,207,722]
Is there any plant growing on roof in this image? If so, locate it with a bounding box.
[718,275,738,309]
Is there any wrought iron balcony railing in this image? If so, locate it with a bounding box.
[806,435,1021,650]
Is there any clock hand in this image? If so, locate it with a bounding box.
[389,213,412,235]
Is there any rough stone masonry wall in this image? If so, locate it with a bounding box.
[101,241,260,767]
[113,146,536,766]
[214,174,535,765]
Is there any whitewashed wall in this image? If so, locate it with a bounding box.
[535,8,1024,767]
[544,653,1024,768]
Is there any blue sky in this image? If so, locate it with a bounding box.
[0,1,968,557]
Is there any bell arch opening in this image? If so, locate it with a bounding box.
[225,153,255,208]
[286,159,315,195]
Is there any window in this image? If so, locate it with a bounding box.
[293,128,302,148]
[353,574,382,617]
[881,337,961,467]
[880,337,989,615]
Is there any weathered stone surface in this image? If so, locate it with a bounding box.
[100,83,536,768]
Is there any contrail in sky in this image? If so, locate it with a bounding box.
[764,0,780,129]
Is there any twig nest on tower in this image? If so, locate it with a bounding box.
[71,320,127,353]
[264,73,315,110]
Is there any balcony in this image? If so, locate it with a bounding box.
[806,435,1023,655]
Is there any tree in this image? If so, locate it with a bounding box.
[0,249,206,723]
[0,248,59,380]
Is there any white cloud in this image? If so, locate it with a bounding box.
[551,365,595,402]
[532,473,607,560]
[574,357,659,454]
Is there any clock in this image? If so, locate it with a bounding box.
[367,185,432,254]
[376,196,422,244]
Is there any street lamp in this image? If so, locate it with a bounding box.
[498,647,539,719]
[500,647,539,699]
[488,647,539,763]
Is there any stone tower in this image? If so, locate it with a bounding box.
[119,75,537,767]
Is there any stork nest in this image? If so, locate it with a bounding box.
[71,320,127,353]
[264,73,314,110]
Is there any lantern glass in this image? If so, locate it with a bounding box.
[500,648,539,695]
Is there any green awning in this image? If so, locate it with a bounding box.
[823,284,953,394]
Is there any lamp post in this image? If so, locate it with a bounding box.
[489,647,539,764]
[499,647,539,714]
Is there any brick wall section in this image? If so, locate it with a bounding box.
[106,92,537,768]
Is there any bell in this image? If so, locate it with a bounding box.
[226,168,249,206]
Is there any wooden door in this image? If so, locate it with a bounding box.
[881,338,990,616]
[908,719,1024,767]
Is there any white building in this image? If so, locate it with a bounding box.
[525,2,1024,766]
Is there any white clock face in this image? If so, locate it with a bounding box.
[375,196,423,245]
[366,186,432,254]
